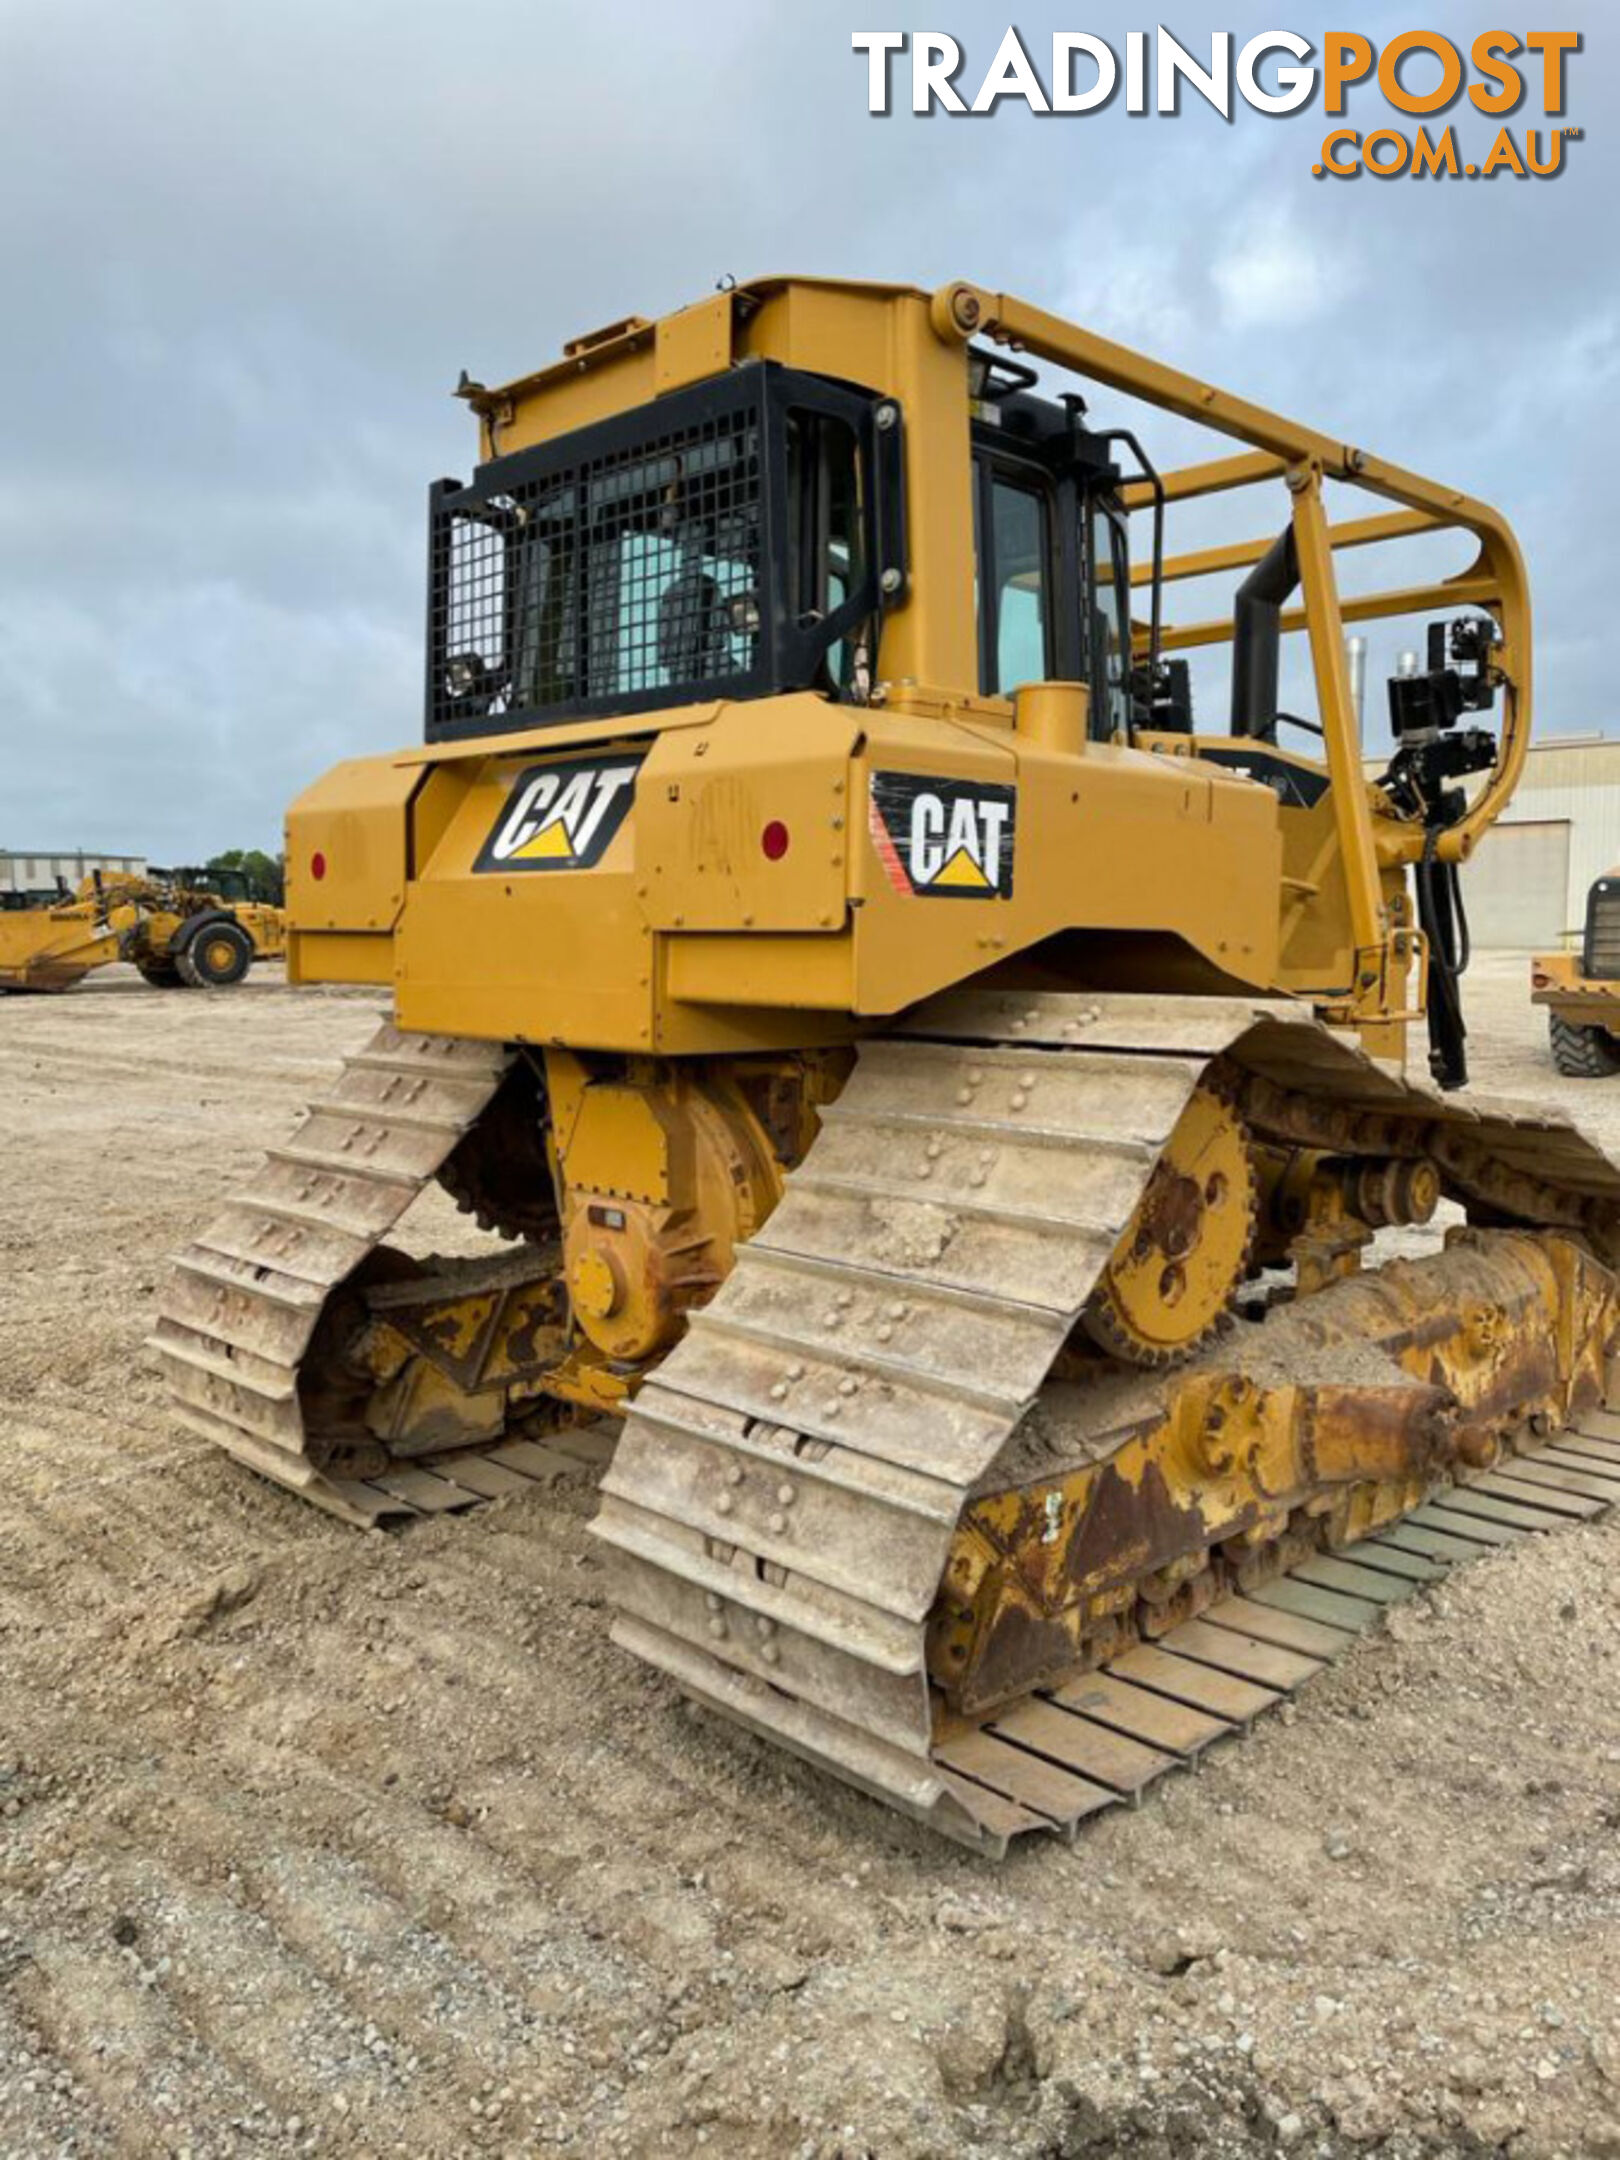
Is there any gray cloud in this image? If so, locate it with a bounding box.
[0,1,1610,854]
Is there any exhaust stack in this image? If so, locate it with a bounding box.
[1346,634,1368,737]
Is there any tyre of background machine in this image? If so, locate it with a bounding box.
[175,918,254,988]
[1548,1011,1620,1079]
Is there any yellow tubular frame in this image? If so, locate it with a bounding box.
[930,283,1531,884]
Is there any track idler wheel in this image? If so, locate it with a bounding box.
[1082,1084,1255,1367]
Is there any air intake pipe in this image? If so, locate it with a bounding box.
[1229,527,1299,742]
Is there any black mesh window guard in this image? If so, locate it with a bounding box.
[425,362,907,742]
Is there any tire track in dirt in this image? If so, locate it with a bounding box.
[0,1035,344,1092]
[11,1458,939,2149]
[0,1984,129,2158]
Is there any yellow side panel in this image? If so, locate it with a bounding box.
[487,343,663,454]
[1160,736,1357,1001]
[663,932,855,1026]
[285,754,419,936]
[288,931,394,987]
[410,703,722,768]
[395,749,653,1048]
[655,294,734,395]
[745,286,898,404]
[562,1083,673,1203]
[1275,794,1357,998]
[637,695,857,932]
[848,718,1282,1016]
[411,763,475,878]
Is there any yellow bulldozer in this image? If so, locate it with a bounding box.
[0,865,286,993]
[154,277,1620,1853]
[1532,876,1620,1076]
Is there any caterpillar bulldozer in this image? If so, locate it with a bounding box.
[153,277,1620,1853]
[1533,872,1620,1076]
[0,865,286,993]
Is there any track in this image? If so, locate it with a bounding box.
[154,990,1620,1855]
[150,1023,533,1523]
[593,991,1620,1852]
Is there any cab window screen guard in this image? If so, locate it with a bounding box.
[425,364,907,740]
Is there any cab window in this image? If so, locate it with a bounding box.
[978,469,1051,695]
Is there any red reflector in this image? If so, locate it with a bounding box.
[761,820,790,861]
[311,851,327,881]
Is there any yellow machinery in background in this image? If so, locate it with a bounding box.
[0,866,286,992]
[1533,874,1620,1075]
[155,277,1620,1852]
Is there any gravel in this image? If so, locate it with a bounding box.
[0,953,1616,2158]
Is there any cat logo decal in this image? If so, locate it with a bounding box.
[868,771,1016,899]
[475,753,646,874]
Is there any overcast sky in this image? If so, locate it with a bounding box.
[0,2,1611,857]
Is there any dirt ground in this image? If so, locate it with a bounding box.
[2,954,1619,2160]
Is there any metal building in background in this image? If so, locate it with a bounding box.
[0,849,148,897]
[1455,737,1620,949]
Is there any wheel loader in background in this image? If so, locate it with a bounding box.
[1533,874,1620,1075]
[154,277,1620,1853]
[0,865,286,993]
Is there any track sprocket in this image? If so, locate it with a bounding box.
[436,1060,560,1243]
[1080,1082,1256,1367]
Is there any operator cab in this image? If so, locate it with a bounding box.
[425,352,1164,746]
[426,363,906,743]
[423,343,1484,805]
[154,865,254,904]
